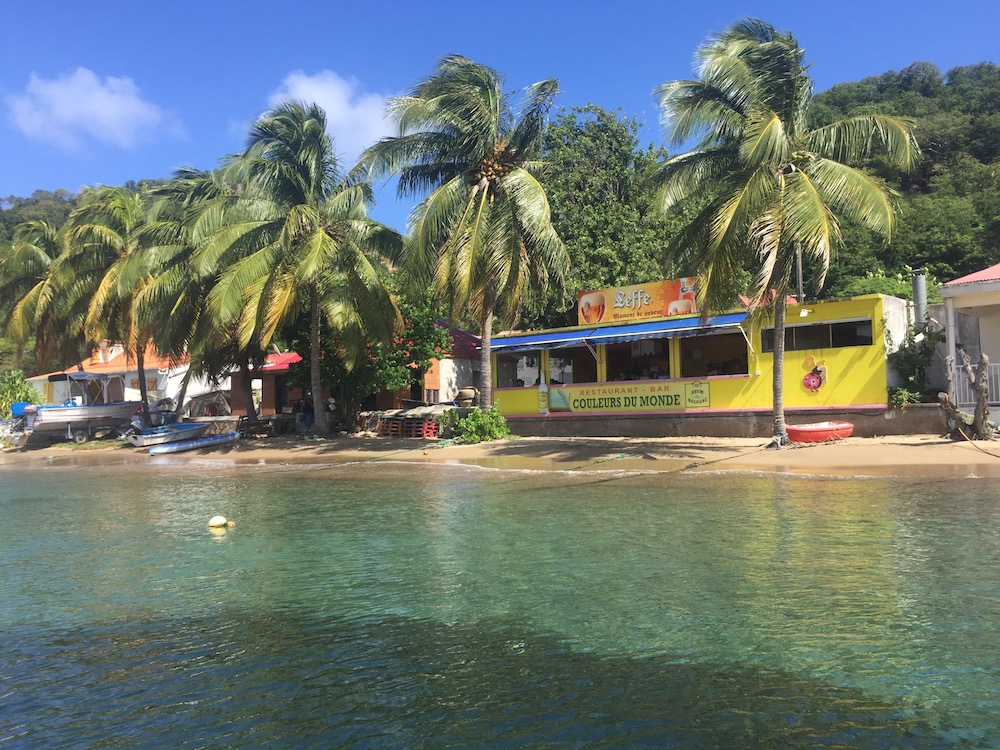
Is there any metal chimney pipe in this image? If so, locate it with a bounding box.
[912,269,927,326]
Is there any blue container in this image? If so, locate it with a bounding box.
[11,402,29,417]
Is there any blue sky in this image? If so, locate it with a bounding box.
[3,0,997,231]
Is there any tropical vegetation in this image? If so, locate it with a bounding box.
[649,18,919,441]
[1,32,996,436]
[359,55,569,408]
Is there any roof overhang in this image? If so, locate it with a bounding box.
[490,312,747,353]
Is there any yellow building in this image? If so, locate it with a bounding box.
[490,279,919,438]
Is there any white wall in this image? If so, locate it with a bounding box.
[437,358,479,401]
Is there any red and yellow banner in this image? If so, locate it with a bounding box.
[577,277,698,326]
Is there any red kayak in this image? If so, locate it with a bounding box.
[786,421,854,443]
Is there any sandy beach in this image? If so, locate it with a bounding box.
[4,432,1000,478]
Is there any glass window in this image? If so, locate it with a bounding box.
[831,320,873,347]
[680,332,747,378]
[762,319,874,352]
[606,339,670,381]
[792,325,831,350]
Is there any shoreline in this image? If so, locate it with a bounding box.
[5,433,1000,478]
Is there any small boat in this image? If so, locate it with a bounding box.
[125,421,210,447]
[149,430,240,455]
[786,421,854,443]
[23,372,140,443]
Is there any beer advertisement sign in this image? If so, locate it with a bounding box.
[577,277,699,326]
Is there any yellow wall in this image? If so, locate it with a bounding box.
[495,296,889,417]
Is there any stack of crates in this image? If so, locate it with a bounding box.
[378,416,438,438]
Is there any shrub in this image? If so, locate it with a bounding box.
[0,370,39,420]
[889,386,923,410]
[439,406,512,444]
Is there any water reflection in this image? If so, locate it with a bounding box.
[2,463,999,747]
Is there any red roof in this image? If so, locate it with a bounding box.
[260,351,302,374]
[943,262,1000,286]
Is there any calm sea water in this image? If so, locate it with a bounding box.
[2,457,999,748]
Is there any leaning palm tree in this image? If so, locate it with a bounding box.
[0,219,85,369]
[57,185,180,410]
[195,102,402,433]
[359,55,569,408]
[650,19,919,443]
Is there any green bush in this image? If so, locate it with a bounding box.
[889,386,923,410]
[887,322,945,393]
[439,406,512,444]
[0,370,39,420]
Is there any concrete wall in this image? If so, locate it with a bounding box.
[505,404,947,439]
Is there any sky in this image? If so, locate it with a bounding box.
[2,0,998,232]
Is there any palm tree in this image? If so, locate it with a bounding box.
[0,219,82,369]
[195,102,402,433]
[140,168,246,414]
[57,185,180,410]
[650,19,919,443]
[360,55,569,408]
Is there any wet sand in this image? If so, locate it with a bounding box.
[4,432,1000,478]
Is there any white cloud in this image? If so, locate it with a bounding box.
[268,70,393,168]
[7,67,169,151]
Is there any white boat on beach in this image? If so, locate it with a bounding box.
[21,373,140,443]
[148,430,240,455]
[125,421,210,447]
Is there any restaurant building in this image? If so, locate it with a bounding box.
[489,278,932,438]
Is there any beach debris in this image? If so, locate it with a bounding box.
[208,515,235,528]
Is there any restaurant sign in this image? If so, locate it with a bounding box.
[547,381,710,414]
[577,277,699,326]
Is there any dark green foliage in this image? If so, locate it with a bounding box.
[529,105,680,328]
[439,405,512,444]
[287,290,452,429]
[887,322,947,395]
[811,62,1000,289]
[0,370,39,419]
[0,190,75,243]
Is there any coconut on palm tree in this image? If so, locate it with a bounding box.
[194,102,402,433]
[360,55,569,408]
[650,19,919,443]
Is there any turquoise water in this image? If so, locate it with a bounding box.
[2,458,999,747]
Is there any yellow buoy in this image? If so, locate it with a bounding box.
[208,515,228,528]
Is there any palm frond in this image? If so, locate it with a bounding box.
[807,114,920,172]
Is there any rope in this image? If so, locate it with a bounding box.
[363,437,459,462]
[953,422,1000,460]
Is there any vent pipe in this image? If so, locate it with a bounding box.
[912,269,927,326]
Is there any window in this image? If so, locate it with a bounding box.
[762,319,873,352]
[607,339,671,381]
[679,332,747,378]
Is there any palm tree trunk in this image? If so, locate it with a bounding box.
[309,284,328,434]
[239,357,257,421]
[174,364,194,415]
[772,293,788,444]
[480,306,494,410]
[136,346,149,412]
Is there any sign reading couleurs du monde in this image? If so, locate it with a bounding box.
[577,277,699,326]
[547,381,711,414]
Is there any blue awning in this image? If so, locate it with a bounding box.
[490,312,747,352]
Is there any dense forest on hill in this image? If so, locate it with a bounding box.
[808,61,1000,298]
[2,60,997,366]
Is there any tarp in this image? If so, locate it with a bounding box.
[48,371,111,382]
[490,312,747,353]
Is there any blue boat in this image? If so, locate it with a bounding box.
[125,420,210,447]
[148,430,240,455]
